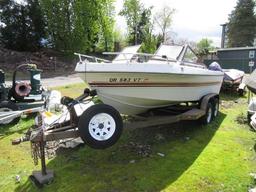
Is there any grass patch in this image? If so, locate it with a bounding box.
[49,82,87,98]
[0,84,255,192]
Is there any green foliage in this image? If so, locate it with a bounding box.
[0,0,45,51]
[0,0,115,53]
[137,7,153,45]
[40,0,76,52]
[96,0,115,52]
[40,0,113,53]
[119,0,141,45]
[227,0,256,47]
[119,0,152,45]
[196,38,214,57]
[113,29,125,43]
[113,28,127,51]
[140,23,157,53]
[120,0,160,51]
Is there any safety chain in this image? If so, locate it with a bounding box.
[30,112,43,166]
[31,141,41,165]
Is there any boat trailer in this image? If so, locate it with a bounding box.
[12,89,219,187]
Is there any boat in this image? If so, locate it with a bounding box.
[223,69,244,84]
[246,69,256,129]
[246,69,256,94]
[223,68,245,89]
[222,69,245,95]
[75,44,224,115]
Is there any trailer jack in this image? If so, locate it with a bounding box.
[30,141,54,187]
[12,129,54,187]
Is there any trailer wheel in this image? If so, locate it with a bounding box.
[212,98,219,119]
[0,101,20,125]
[78,104,123,149]
[200,101,213,125]
[238,89,244,96]
[247,112,252,124]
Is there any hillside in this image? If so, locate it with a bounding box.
[0,47,76,77]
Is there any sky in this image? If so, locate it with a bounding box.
[3,0,238,47]
[114,0,238,47]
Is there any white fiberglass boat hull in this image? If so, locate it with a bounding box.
[76,62,223,115]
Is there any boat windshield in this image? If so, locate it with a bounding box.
[152,45,183,60]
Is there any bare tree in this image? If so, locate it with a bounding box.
[154,5,175,43]
[174,38,197,49]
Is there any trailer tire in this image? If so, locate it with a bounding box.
[200,101,213,125]
[78,104,123,149]
[238,89,244,97]
[212,98,219,119]
[247,112,252,125]
[0,101,20,125]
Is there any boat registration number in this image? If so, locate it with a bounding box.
[109,78,146,83]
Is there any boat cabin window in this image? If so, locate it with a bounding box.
[153,45,183,60]
[183,47,198,63]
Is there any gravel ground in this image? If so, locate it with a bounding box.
[6,73,83,88]
[41,73,83,87]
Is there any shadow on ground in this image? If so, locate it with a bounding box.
[15,112,226,192]
[0,117,33,140]
[220,91,247,101]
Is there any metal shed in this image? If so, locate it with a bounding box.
[204,47,256,73]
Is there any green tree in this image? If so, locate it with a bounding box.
[141,23,157,53]
[137,7,152,45]
[97,0,115,51]
[40,0,115,53]
[227,0,256,47]
[196,38,214,57]
[154,5,175,43]
[0,0,45,51]
[119,0,152,45]
[40,0,77,52]
[112,28,126,51]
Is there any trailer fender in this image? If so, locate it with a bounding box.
[200,93,219,112]
[199,93,219,124]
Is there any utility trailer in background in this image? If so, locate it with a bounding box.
[0,64,46,125]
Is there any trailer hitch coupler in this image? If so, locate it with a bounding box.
[12,136,30,145]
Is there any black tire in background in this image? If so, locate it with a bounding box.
[78,104,123,149]
[0,101,20,125]
[247,112,252,125]
[200,101,213,125]
[212,98,219,119]
[238,86,247,97]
